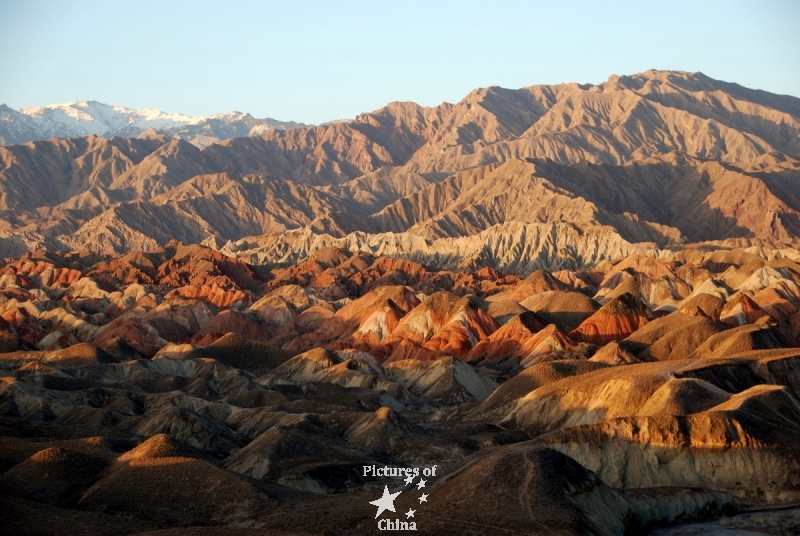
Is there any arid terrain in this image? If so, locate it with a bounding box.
[2,70,800,535]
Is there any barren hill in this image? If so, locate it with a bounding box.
[4,69,800,535]
[0,70,799,263]
[1,242,800,533]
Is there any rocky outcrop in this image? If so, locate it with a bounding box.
[2,71,800,258]
[237,221,653,275]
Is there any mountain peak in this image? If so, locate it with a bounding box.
[0,101,308,147]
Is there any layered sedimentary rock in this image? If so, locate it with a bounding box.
[1,70,800,261]
[1,244,800,533]
[1,69,800,534]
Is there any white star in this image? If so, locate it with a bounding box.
[416,479,426,490]
[404,474,414,485]
[369,485,402,519]
[418,492,428,503]
[406,508,416,518]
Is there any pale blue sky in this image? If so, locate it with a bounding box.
[1,0,798,123]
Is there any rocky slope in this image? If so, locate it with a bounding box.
[1,243,800,533]
[3,70,800,534]
[1,70,799,260]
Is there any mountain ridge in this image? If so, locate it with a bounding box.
[0,100,309,148]
[6,70,800,536]
[0,70,799,266]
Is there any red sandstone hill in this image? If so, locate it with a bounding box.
[1,69,800,534]
[3,243,800,533]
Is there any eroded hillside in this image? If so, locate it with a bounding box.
[2,244,800,534]
[1,70,799,259]
[2,70,800,534]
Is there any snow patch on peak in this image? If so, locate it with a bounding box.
[15,101,195,138]
[194,111,251,122]
[1,101,309,146]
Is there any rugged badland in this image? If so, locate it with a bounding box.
[2,70,800,535]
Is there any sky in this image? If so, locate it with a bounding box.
[1,0,798,124]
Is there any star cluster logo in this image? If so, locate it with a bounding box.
[364,464,438,531]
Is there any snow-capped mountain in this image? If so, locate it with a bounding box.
[0,101,308,147]
[18,101,195,137]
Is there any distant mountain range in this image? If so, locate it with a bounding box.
[0,70,799,270]
[6,69,800,536]
[6,72,800,536]
[0,101,308,148]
